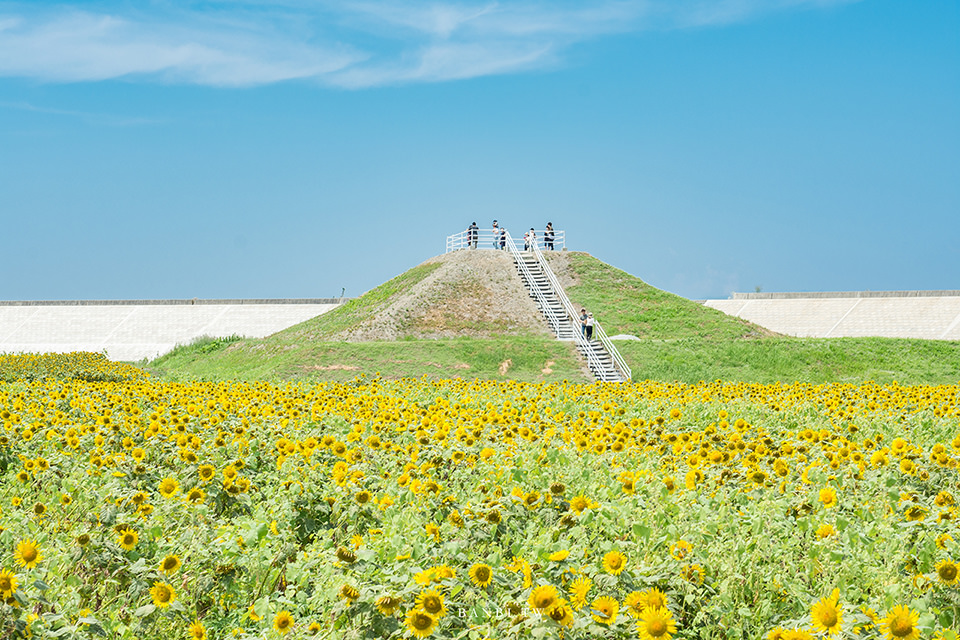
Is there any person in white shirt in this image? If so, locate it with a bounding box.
[524,228,536,251]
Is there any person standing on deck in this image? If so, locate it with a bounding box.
[492,220,500,248]
[544,222,555,250]
[468,222,479,249]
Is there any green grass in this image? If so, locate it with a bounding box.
[277,261,443,341]
[617,336,960,384]
[149,336,589,383]
[549,252,768,340]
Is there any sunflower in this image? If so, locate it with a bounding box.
[404,609,437,639]
[339,584,360,602]
[186,488,205,504]
[150,581,176,608]
[641,587,668,610]
[669,540,692,560]
[159,554,181,575]
[816,523,837,539]
[273,610,294,634]
[879,605,919,640]
[375,595,402,615]
[416,588,447,618]
[549,550,570,562]
[811,588,843,636]
[682,564,705,584]
[158,477,180,499]
[638,606,678,640]
[469,563,493,588]
[603,550,628,575]
[355,490,372,504]
[591,595,619,625]
[198,465,215,482]
[935,559,958,586]
[569,494,596,514]
[187,620,206,640]
[624,591,646,618]
[0,569,17,598]
[117,527,138,551]
[546,599,575,627]
[14,539,42,568]
[819,486,838,508]
[568,576,592,610]
[529,584,560,613]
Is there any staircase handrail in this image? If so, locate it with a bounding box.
[502,231,567,340]
[530,243,632,382]
[507,232,604,372]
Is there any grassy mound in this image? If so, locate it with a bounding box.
[149,251,960,385]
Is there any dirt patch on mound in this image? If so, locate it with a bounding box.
[302,364,360,371]
[337,250,549,342]
[542,251,581,290]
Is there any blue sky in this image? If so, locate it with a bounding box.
[1,0,957,301]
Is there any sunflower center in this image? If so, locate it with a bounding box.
[890,615,914,638]
[940,564,958,581]
[423,596,442,614]
[0,577,11,591]
[647,619,667,637]
[475,567,490,581]
[21,547,38,563]
[412,613,433,630]
[821,611,838,627]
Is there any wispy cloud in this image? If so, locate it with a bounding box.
[0,100,164,126]
[0,0,859,88]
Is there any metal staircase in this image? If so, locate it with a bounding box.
[504,233,631,383]
[444,227,632,383]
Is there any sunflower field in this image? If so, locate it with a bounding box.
[0,352,958,640]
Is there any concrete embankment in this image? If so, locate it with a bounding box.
[0,299,344,361]
[703,291,960,340]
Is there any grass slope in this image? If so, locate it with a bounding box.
[280,261,442,341]
[149,336,588,383]
[618,337,960,384]
[551,252,770,340]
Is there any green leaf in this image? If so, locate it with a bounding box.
[134,604,156,617]
[33,579,50,591]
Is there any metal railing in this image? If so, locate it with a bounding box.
[501,232,567,339]
[446,228,565,253]
[506,232,611,379]
[529,242,632,382]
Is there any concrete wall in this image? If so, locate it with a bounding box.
[704,292,960,340]
[0,299,345,361]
